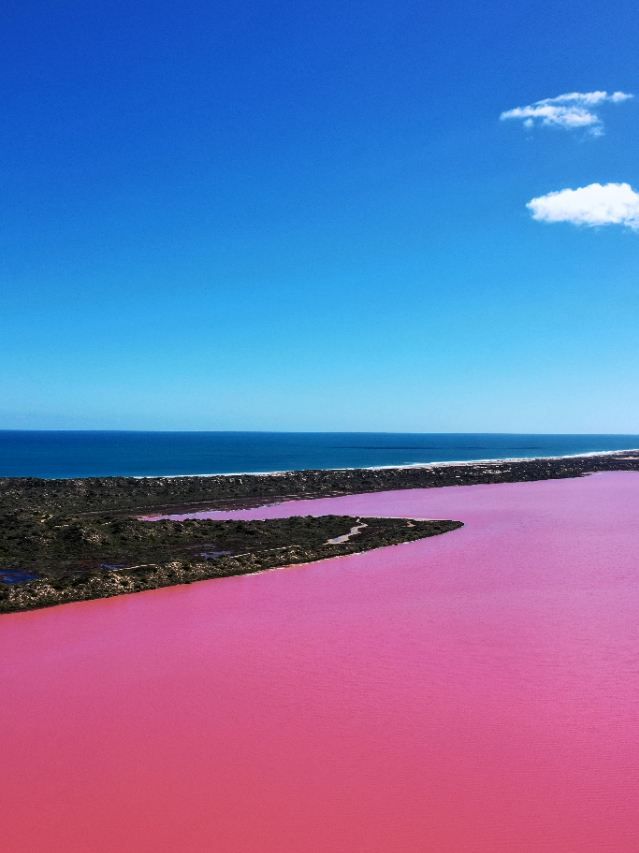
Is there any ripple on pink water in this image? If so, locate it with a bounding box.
[2,472,639,852]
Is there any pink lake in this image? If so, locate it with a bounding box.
[2,471,639,852]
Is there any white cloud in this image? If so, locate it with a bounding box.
[501,90,633,135]
[527,182,639,230]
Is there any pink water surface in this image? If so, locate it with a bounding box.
[3,472,639,852]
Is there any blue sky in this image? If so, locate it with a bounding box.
[2,0,638,432]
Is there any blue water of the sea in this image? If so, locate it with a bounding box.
[0,431,637,479]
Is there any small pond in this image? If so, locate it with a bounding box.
[0,569,40,585]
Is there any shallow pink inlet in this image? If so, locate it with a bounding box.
[3,472,639,852]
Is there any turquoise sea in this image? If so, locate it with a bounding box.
[0,431,637,478]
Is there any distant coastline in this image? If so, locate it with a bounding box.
[141,446,639,480]
[2,430,639,479]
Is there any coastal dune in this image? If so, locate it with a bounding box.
[2,471,639,851]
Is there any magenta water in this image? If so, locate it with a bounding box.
[2,472,639,851]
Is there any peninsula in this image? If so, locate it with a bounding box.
[2,449,639,614]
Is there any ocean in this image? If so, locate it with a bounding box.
[0,430,637,478]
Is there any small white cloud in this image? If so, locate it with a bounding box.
[500,90,632,135]
[527,182,639,230]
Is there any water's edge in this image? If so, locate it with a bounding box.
[2,431,639,478]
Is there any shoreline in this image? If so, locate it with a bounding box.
[0,517,461,615]
[3,447,639,482]
[103,446,639,480]
[4,449,639,518]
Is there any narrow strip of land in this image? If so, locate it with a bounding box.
[3,450,639,518]
[0,514,461,614]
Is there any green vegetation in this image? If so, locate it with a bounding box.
[0,498,461,613]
